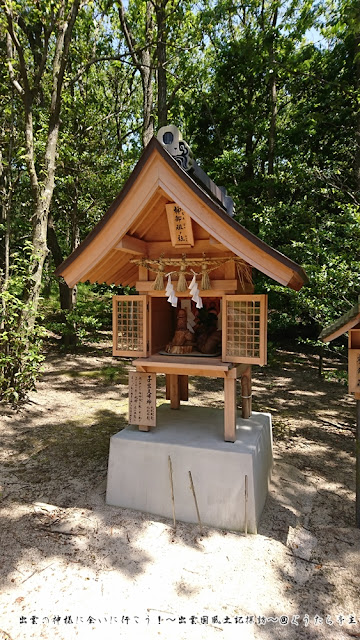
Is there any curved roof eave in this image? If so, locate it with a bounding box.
[55,137,309,291]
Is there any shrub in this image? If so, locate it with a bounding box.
[0,287,44,405]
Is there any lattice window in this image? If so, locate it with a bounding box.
[222,295,267,364]
[112,295,147,357]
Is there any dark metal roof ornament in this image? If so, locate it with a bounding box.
[157,125,234,217]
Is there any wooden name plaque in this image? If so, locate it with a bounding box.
[348,349,360,394]
[129,371,156,426]
[165,203,194,248]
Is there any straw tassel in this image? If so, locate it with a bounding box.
[200,262,211,290]
[177,262,188,292]
[153,262,165,290]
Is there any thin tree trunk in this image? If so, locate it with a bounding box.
[268,6,278,179]
[0,147,11,288]
[118,0,154,147]
[141,48,154,146]
[47,215,74,311]
[156,0,167,129]
[354,9,360,196]
[1,84,17,332]
[244,130,254,181]
[48,173,80,348]
[0,146,11,332]
[3,0,81,331]
[268,73,277,176]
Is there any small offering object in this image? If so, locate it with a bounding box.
[165,309,195,354]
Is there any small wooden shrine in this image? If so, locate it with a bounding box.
[320,298,360,527]
[56,126,308,443]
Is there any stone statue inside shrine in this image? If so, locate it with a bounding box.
[165,308,196,354]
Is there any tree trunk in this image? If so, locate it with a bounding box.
[268,7,278,179]
[244,130,254,181]
[118,0,154,148]
[2,0,81,332]
[156,0,167,129]
[268,72,277,176]
[0,144,11,333]
[0,146,10,289]
[47,215,75,310]
[48,206,78,348]
[354,7,360,196]
[141,48,154,146]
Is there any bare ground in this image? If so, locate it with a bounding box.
[0,340,359,640]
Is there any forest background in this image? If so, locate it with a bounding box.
[0,0,359,404]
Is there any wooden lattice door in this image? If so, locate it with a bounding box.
[222,295,267,365]
[112,295,148,357]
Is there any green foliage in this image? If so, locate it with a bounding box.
[186,0,360,336]
[2,0,360,403]
[0,285,45,405]
[69,364,127,384]
[42,281,134,345]
[323,369,348,385]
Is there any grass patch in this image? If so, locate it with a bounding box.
[69,365,128,384]
[323,369,347,386]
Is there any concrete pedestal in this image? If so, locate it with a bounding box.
[106,405,272,533]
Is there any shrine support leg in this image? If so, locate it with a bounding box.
[168,374,180,409]
[241,366,252,419]
[166,374,188,402]
[179,375,189,401]
[224,375,237,442]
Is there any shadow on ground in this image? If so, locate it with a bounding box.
[0,343,359,636]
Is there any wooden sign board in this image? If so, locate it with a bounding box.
[348,349,360,394]
[166,203,194,247]
[348,330,360,394]
[129,371,156,426]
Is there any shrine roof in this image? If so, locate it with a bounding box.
[55,136,308,291]
[320,298,360,342]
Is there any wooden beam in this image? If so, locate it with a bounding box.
[115,235,147,255]
[166,374,188,400]
[129,192,166,236]
[224,260,236,279]
[179,375,189,401]
[168,374,180,409]
[224,375,237,442]
[209,236,225,249]
[136,279,238,293]
[135,355,233,378]
[241,366,252,419]
[138,265,148,281]
[136,202,167,240]
[147,239,230,257]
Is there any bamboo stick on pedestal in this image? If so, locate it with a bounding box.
[189,470,203,535]
[168,455,176,530]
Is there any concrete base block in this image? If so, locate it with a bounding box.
[106,405,272,533]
